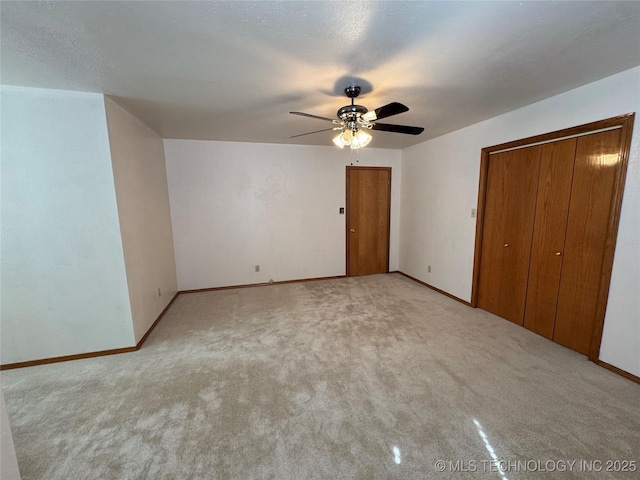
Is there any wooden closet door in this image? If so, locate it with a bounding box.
[553,129,623,355]
[523,138,577,339]
[478,145,541,324]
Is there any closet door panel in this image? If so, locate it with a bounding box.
[478,145,541,325]
[523,139,577,339]
[553,129,622,355]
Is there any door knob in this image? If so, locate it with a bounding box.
[555,252,562,256]
[504,243,509,247]
[350,229,356,233]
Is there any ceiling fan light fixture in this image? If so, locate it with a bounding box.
[333,129,352,148]
[351,129,372,149]
[332,129,371,149]
[332,132,346,148]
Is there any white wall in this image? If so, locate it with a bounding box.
[165,140,400,290]
[0,87,135,364]
[1,392,21,480]
[400,67,640,376]
[104,98,178,343]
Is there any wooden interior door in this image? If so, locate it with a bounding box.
[346,167,391,276]
[523,138,577,338]
[477,145,541,324]
[553,129,623,355]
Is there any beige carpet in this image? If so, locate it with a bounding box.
[2,274,639,479]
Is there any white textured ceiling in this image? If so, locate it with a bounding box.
[2,1,640,149]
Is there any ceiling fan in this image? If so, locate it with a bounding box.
[290,86,424,149]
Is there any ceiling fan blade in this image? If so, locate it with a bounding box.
[290,111,335,122]
[372,123,425,135]
[290,127,337,138]
[371,102,409,120]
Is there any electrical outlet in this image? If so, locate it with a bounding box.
[158,288,161,297]
[471,208,477,218]
[255,265,260,272]
[428,265,432,273]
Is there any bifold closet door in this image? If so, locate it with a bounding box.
[553,129,623,355]
[477,145,541,325]
[523,138,577,339]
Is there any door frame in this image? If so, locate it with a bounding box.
[470,113,635,362]
[346,166,392,277]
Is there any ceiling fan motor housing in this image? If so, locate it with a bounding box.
[337,104,368,121]
[338,86,372,129]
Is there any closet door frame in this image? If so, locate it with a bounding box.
[470,113,635,362]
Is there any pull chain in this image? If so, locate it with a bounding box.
[349,147,360,165]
